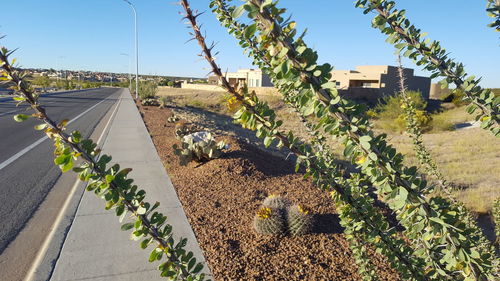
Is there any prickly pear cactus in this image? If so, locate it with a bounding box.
[141,98,159,106]
[262,194,291,209]
[287,205,313,236]
[167,114,180,124]
[253,207,286,235]
[173,131,227,165]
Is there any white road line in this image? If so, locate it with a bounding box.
[23,91,123,281]
[0,98,108,171]
[0,101,60,118]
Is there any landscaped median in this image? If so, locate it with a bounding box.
[136,101,400,280]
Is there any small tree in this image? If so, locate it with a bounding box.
[33,75,51,92]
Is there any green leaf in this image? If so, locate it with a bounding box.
[231,5,245,19]
[192,263,203,274]
[105,174,114,184]
[244,24,257,39]
[34,123,47,130]
[14,114,29,122]
[61,159,74,172]
[121,222,134,231]
[263,136,273,147]
[54,154,69,165]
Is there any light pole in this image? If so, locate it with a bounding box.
[120,53,132,90]
[121,0,139,99]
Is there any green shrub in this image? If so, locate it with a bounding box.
[159,96,170,109]
[138,81,158,99]
[372,91,432,133]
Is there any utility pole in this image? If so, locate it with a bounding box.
[121,0,139,99]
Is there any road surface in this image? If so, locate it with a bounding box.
[0,88,121,254]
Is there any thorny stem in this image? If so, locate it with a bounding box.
[373,5,499,128]
[0,52,191,279]
[180,1,428,278]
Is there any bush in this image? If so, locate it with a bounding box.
[138,81,158,99]
[159,96,170,109]
[371,91,432,133]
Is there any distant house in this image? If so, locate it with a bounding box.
[209,69,273,88]
[331,65,431,100]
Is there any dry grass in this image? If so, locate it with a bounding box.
[429,105,475,133]
[163,88,500,214]
[383,128,500,214]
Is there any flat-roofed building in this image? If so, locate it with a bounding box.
[209,69,273,88]
[331,65,431,99]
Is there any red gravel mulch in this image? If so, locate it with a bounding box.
[138,103,399,281]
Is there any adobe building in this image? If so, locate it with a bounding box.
[331,65,431,100]
[209,69,273,88]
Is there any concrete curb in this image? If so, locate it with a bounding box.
[50,90,212,281]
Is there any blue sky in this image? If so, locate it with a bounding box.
[1,1,498,87]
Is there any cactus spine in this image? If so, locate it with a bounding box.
[253,207,286,235]
[287,205,313,236]
[262,194,291,209]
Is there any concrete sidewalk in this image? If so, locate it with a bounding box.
[50,90,212,280]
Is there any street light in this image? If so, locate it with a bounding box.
[120,53,132,90]
[121,0,139,99]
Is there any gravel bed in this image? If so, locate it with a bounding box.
[138,103,399,280]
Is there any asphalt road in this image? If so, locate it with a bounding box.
[0,88,121,254]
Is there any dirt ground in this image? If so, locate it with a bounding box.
[137,102,399,280]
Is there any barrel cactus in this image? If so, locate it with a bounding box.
[287,205,313,236]
[253,207,286,235]
[262,194,291,209]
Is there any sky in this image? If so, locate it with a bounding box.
[1,1,498,87]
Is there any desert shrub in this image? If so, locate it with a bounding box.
[141,98,159,106]
[159,96,170,109]
[158,79,170,86]
[372,91,432,132]
[173,131,227,165]
[138,81,158,100]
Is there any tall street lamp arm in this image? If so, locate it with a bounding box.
[122,0,139,99]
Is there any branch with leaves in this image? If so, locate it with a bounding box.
[355,0,500,137]
[208,0,496,279]
[486,0,500,32]
[0,45,207,281]
[180,1,436,279]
